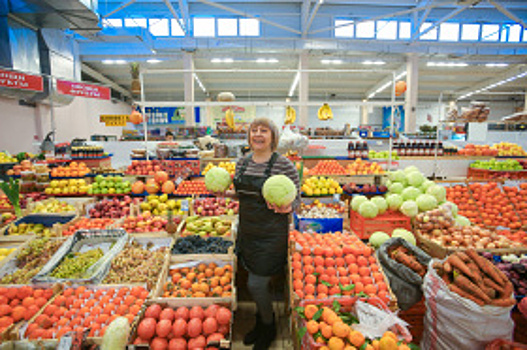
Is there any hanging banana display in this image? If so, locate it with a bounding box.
[284,106,297,125]
[317,103,333,120]
[225,107,236,130]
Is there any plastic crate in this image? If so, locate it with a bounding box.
[350,210,411,240]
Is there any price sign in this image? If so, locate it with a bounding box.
[100,114,129,126]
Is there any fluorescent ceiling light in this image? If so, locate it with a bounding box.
[193,73,207,93]
[427,62,468,67]
[256,58,279,63]
[288,72,300,97]
[485,63,509,67]
[362,60,386,65]
[458,71,527,100]
[102,59,127,65]
[147,59,162,64]
[210,58,233,63]
[321,59,343,65]
[366,71,407,100]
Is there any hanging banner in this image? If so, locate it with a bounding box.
[56,79,111,100]
[211,105,256,124]
[382,106,405,132]
[0,68,43,92]
[100,114,129,126]
[144,107,185,125]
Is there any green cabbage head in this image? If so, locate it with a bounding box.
[205,166,233,192]
[262,175,297,206]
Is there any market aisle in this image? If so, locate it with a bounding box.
[233,301,293,350]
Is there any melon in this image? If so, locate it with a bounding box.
[154,171,169,184]
[161,180,175,194]
[132,181,145,194]
[145,179,160,194]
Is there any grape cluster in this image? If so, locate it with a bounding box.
[0,238,63,284]
[171,236,233,254]
[103,241,167,289]
[50,248,104,279]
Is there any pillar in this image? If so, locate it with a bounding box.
[405,53,418,133]
[360,104,369,125]
[183,52,195,126]
[298,51,309,127]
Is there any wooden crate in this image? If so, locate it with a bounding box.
[152,254,237,310]
[415,231,527,259]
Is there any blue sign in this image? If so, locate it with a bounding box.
[382,106,405,132]
[144,107,185,125]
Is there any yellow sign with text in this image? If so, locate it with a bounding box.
[100,114,129,127]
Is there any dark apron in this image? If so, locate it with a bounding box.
[233,152,289,276]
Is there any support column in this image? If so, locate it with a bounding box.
[524,91,527,111]
[298,51,309,127]
[361,104,369,125]
[183,52,195,126]
[405,53,419,133]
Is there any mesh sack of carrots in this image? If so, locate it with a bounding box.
[422,249,516,350]
[377,237,432,310]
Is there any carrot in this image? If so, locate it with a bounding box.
[502,281,514,299]
[453,273,492,304]
[443,261,452,273]
[457,252,471,263]
[392,251,426,277]
[465,249,504,286]
[482,286,496,300]
[466,261,483,286]
[446,254,476,281]
[482,277,505,294]
[490,297,516,307]
[448,284,485,306]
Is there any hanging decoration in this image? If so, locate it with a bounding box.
[395,80,407,96]
[129,110,143,125]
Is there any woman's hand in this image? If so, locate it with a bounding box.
[267,202,293,214]
[212,190,236,198]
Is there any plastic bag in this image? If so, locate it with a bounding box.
[352,300,411,342]
[377,237,431,310]
[421,259,515,350]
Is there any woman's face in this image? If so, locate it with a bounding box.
[249,124,273,152]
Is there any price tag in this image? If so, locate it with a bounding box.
[333,194,341,202]
[175,177,184,186]
[180,199,189,212]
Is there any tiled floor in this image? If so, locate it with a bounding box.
[232,301,293,350]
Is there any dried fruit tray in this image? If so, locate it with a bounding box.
[32,229,128,285]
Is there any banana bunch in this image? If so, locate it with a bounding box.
[285,106,296,125]
[225,107,236,130]
[318,103,333,120]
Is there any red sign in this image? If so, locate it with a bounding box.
[0,68,43,92]
[56,79,111,100]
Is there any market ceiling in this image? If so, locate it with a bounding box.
[8,0,527,102]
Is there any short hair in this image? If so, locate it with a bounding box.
[248,117,280,152]
[165,131,174,137]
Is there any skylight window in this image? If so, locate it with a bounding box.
[439,23,459,41]
[508,24,521,42]
[376,21,397,40]
[239,18,260,36]
[461,24,479,41]
[124,18,147,28]
[356,21,375,38]
[194,17,215,37]
[218,18,237,36]
[102,18,122,27]
[481,24,500,41]
[149,19,169,36]
[335,20,354,38]
[399,22,411,39]
[171,19,185,36]
[420,22,438,40]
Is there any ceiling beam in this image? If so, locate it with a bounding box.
[81,63,132,99]
[178,0,191,35]
[412,0,434,37]
[196,0,302,34]
[488,0,527,29]
[303,0,322,37]
[163,0,187,35]
[301,0,311,35]
[411,4,470,42]
[364,64,406,99]
[102,0,137,18]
